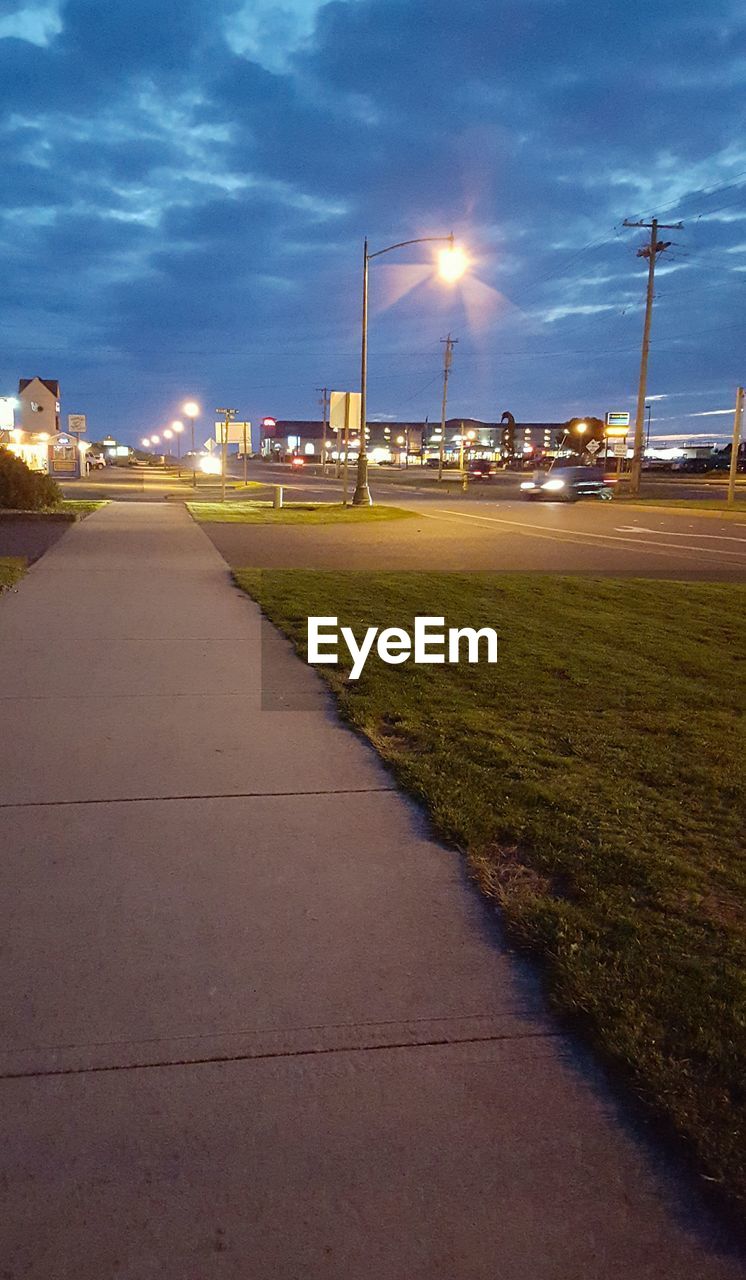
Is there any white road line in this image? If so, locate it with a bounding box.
[428,508,746,561]
[615,526,746,543]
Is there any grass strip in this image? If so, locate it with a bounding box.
[0,500,106,521]
[234,568,746,1209]
[616,497,746,519]
[188,501,416,525]
[0,556,26,589]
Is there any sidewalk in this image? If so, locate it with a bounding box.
[0,502,742,1278]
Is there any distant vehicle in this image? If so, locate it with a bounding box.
[86,453,106,471]
[467,459,499,480]
[425,457,458,469]
[520,465,614,502]
[289,455,305,468]
[672,458,712,473]
[642,459,674,472]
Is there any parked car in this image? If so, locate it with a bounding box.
[86,453,106,471]
[520,465,614,502]
[467,459,499,480]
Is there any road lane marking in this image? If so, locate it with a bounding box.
[427,508,746,562]
[615,526,746,543]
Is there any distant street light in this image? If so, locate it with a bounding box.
[151,434,160,446]
[182,400,200,488]
[354,232,467,506]
[142,437,151,447]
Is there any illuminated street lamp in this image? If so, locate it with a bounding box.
[182,400,200,487]
[354,232,467,506]
[151,434,160,446]
[142,437,151,447]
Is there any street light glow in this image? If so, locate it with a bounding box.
[438,245,468,283]
[576,421,588,434]
[151,435,160,444]
[142,437,151,446]
[172,420,184,433]
[163,428,173,440]
[182,401,200,418]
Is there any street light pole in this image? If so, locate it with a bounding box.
[352,232,464,507]
[216,407,236,504]
[182,401,200,488]
[353,238,370,506]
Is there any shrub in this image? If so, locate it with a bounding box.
[0,447,61,510]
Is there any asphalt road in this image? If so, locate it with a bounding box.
[63,466,746,579]
[203,499,746,580]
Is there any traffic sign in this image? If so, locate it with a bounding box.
[214,420,250,444]
[330,391,361,433]
[612,440,627,457]
[586,439,601,454]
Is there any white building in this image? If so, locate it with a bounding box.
[18,377,60,436]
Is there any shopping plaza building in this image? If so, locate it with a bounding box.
[260,418,567,464]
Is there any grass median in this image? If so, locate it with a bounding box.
[188,500,416,525]
[0,556,25,588]
[234,568,746,1209]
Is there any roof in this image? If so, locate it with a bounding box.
[18,378,60,396]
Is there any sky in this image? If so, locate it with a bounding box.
[0,0,745,446]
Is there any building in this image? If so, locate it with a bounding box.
[260,417,568,464]
[0,379,83,477]
[18,377,60,435]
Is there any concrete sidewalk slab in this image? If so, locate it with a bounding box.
[0,501,743,1277]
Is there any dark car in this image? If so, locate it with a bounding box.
[467,459,499,480]
[672,458,712,473]
[520,465,614,502]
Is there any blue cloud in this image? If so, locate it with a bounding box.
[0,0,744,439]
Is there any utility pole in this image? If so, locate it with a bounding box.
[727,385,744,509]
[216,407,236,503]
[623,216,683,496]
[317,386,329,474]
[438,334,457,482]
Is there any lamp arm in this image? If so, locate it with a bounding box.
[367,233,454,261]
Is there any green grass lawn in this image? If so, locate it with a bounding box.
[188,500,416,525]
[235,568,746,1208]
[0,556,25,588]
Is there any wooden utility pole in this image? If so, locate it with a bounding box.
[438,334,457,482]
[623,217,683,496]
[728,385,744,508]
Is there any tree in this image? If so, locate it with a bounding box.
[562,416,606,456]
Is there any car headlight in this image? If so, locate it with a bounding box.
[542,478,565,491]
[199,456,221,475]
[519,481,536,490]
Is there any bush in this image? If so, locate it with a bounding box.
[0,448,61,510]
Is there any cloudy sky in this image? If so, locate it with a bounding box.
[1,0,745,444]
